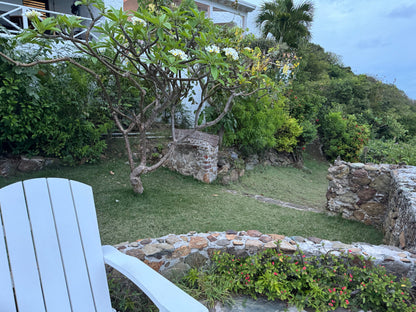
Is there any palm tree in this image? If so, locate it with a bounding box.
[256,0,314,48]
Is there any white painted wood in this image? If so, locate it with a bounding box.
[0,181,45,312]
[23,178,72,312]
[103,245,209,312]
[69,179,113,312]
[1,178,208,312]
[0,214,17,312]
[47,178,96,312]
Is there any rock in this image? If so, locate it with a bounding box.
[279,241,296,253]
[233,240,244,246]
[185,252,208,268]
[360,202,385,217]
[399,231,406,249]
[126,248,145,260]
[114,241,129,248]
[247,230,262,237]
[0,159,18,177]
[144,260,164,272]
[180,236,189,242]
[166,235,182,245]
[264,241,278,249]
[17,156,44,172]
[269,234,286,241]
[207,235,218,242]
[353,210,366,221]
[226,230,238,235]
[215,239,231,247]
[226,234,237,240]
[129,242,139,247]
[307,237,322,244]
[162,262,191,280]
[401,258,411,263]
[259,235,272,243]
[291,236,306,243]
[172,245,191,258]
[140,238,152,245]
[189,236,208,249]
[246,239,263,251]
[357,187,377,202]
[142,244,163,256]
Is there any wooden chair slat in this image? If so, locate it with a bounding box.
[0,216,17,312]
[47,178,96,311]
[0,182,45,312]
[68,179,113,312]
[23,179,72,312]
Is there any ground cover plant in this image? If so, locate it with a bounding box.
[183,248,416,311]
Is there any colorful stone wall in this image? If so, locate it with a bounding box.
[114,230,416,284]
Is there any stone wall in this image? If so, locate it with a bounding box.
[114,230,416,284]
[0,156,59,177]
[167,130,219,183]
[326,160,416,253]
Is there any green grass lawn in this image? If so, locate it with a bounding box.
[228,154,329,210]
[0,152,383,246]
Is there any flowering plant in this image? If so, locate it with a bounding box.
[184,248,416,311]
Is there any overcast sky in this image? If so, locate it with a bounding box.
[249,0,416,99]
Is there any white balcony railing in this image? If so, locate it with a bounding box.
[0,1,100,40]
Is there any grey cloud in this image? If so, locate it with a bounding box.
[387,4,416,18]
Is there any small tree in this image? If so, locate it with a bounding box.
[0,0,280,193]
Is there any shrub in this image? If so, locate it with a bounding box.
[183,248,416,311]
[319,111,370,162]
[0,58,111,163]
[361,139,416,165]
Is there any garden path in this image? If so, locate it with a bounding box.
[225,190,322,213]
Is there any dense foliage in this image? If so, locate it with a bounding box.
[0,47,111,164]
[184,248,416,311]
[288,42,416,162]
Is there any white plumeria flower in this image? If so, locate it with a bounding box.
[169,49,188,61]
[205,45,220,54]
[131,16,146,26]
[25,10,42,20]
[223,47,239,61]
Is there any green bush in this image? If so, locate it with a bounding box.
[183,248,416,311]
[361,139,416,165]
[319,111,370,162]
[0,58,111,164]
[207,79,302,155]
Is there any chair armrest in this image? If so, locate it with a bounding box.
[102,245,208,312]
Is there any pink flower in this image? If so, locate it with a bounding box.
[342,286,346,290]
[328,289,332,293]
[302,266,306,270]
[328,303,333,307]
[274,272,278,276]
[302,255,306,258]
[345,299,350,305]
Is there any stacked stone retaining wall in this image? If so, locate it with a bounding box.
[326,160,416,253]
[114,230,416,284]
[167,130,219,183]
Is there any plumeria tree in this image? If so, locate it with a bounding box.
[0,0,284,193]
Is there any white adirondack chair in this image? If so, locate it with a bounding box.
[0,178,208,312]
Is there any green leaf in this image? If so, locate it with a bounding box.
[211,66,218,80]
